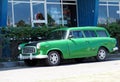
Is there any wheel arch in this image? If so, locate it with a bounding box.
[47,49,64,59]
[99,46,109,53]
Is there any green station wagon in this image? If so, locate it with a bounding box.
[18,26,118,66]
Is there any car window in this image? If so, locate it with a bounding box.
[96,30,108,37]
[48,30,67,40]
[84,30,97,37]
[70,31,84,38]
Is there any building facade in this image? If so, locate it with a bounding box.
[2,0,120,27]
[0,0,99,27]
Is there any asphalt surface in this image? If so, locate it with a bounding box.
[0,53,120,82]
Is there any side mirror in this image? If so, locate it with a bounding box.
[68,35,74,39]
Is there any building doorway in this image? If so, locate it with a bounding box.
[63,5,77,27]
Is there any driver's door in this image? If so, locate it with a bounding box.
[67,31,89,58]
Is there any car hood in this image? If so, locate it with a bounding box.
[25,40,47,46]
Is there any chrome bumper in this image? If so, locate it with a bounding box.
[18,54,48,60]
[113,47,118,51]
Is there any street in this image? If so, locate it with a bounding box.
[0,54,120,82]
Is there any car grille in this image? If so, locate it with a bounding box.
[22,46,36,54]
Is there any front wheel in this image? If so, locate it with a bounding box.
[46,51,61,66]
[95,48,108,61]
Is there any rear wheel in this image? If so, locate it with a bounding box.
[46,51,61,66]
[24,59,38,66]
[95,48,108,61]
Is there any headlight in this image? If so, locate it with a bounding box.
[37,43,40,49]
[18,46,21,50]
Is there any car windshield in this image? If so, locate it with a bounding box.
[47,30,67,40]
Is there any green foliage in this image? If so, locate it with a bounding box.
[0,26,65,59]
[0,26,64,41]
[17,20,26,27]
[98,22,120,51]
[107,23,120,37]
[98,22,120,38]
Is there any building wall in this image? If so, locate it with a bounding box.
[0,0,8,27]
[77,0,99,26]
[0,0,99,27]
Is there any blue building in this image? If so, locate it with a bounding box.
[1,0,120,27]
[0,0,99,27]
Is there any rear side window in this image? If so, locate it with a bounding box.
[84,30,97,37]
[96,30,108,37]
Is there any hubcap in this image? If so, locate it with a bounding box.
[49,53,59,64]
[98,49,106,60]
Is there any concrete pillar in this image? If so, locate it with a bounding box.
[77,0,99,26]
[0,0,8,27]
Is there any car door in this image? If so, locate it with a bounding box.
[67,30,89,58]
[83,30,98,56]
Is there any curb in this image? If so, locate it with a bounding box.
[0,61,25,68]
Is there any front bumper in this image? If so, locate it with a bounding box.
[18,54,48,60]
[113,47,118,51]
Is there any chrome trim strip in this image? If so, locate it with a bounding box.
[18,54,48,60]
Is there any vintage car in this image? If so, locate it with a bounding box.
[18,26,118,66]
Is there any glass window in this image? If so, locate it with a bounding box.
[8,0,77,27]
[32,0,45,1]
[48,30,66,40]
[32,3,45,26]
[90,31,97,37]
[47,4,62,26]
[98,6,107,24]
[62,0,76,3]
[99,2,107,4]
[13,0,30,1]
[14,3,30,26]
[96,30,108,37]
[108,2,119,5]
[7,3,12,26]
[47,0,61,2]
[63,5,77,27]
[32,3,45,20]
[84,31,97,37]
[70,31,83,38]
[109,6,119,23]
[78,31,84,38]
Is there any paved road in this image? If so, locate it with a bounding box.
[0,54,120,82]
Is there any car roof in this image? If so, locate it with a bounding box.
[57,26,106,31]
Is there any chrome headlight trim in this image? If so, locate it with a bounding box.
[18,46,21,50]
[37,43,40,49]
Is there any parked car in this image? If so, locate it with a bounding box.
[18,26,118,66]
